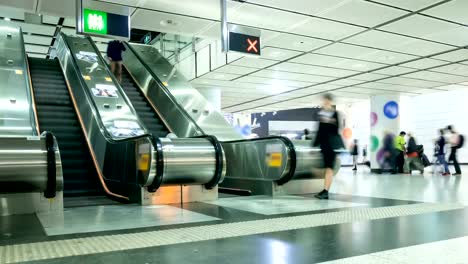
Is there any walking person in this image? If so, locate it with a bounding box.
[405,133,424,174]
[107,40,126,83]
[436,129,450,176]
[393,131,406,174]
[447,125,462,175]
[351,139,359,171]
[313,94,344,200]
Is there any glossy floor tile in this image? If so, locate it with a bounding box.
[331,166,468,205]
[204,195,366,215]
[36,204,220,236]
[320,235,468,264]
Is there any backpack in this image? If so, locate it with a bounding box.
[458,134,465,149]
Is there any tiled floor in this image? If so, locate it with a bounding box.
[1,167,467,263]
[37,204,220,236]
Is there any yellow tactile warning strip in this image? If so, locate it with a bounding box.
[0,203,463,263]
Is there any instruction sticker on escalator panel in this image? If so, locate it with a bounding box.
[266,144,283,168]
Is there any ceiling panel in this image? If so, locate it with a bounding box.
[380,15,468,46]
[201,71,241,81]
[328,79,364,86]
[42,15,60,25]
[399,58,448,69]
[25,44,49,54]
[403,71,468,83]
[236,76,312,88]
[378,76,447,88]
[345,30,452,56]
[264,33,331,52]
[131,9,213,36]
[247,0,348,16]
[260,47,302,61]
[370,0,439,11]
[373,66,416,75]
[251,69,335,83]
[270,62,357,77]
[230,57,278,68]
[38,0,75,18]
[349,72,389,81]
[63,17,75,27]
[315,43,417,64]
[291,16,364,41]
[214,65,258,75]
[319,0,408,27]
[291,53,385,71]
[430,64,468,76]
[341,87,397,95]
[230,3,308,33]
[432,49,468,63]
[23,34,51,46]
[423,0,468,25]
[10,21,56,36]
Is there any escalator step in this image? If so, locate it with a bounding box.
[30,57,101,196]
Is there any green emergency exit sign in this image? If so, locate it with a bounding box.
[83,9,107,35]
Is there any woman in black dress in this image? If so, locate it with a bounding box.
[313,94,343,199]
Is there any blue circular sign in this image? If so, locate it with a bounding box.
[383,101,399,119]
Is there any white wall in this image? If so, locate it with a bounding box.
[401,89,468,163]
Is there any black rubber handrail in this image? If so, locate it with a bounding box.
[223,136,298,185]
[59,33,152,144]
[147,136,165,192]
[193,135,224,189]
[43,131,57,198]
[124,42,205,136]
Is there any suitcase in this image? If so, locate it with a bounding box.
[421,154,431,167]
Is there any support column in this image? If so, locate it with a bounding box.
[198,87,222,113]
[370,95,400,172]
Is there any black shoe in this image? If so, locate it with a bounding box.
[314,190,329,199]
[352,167,357,171]
[453,173,462,176]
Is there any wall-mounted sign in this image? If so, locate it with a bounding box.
[76,0,130,40]
[229,32,261,56]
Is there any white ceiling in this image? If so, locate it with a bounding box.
[1,0,468,113]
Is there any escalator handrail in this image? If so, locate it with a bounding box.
[223,136,298,186]
[58,32,153,144]
[124,42,205,136]
[147,136,164,192]
[43,131,57,199]
[193,135,225,189]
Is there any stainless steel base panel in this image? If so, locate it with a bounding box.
[140,186,218,205]
[0,191,64,216]
[220,178,324,196]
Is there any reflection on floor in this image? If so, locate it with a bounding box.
[205,195,365,215]
[332,166,468,204]
[37,204,220,236]
[319,236,468,264]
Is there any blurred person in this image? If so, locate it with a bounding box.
[362,145,368,163]
[393,131,407,174]
[447,125,462,175]
[107,40,126,82]
[436,129,450,176]
[350,139,359,171]
[313,94,344,200]
[405,133,424,174]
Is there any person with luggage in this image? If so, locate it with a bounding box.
[393,131,407,174]
[313,93,344,200]
[447,125,463,175]
[405,133,424,174]
[351,139,359,171]
[436,129,450,176]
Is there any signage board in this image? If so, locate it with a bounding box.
[76,0,130,40]
[228,32,261,56]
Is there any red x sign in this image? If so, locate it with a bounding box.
[247,38,258,53]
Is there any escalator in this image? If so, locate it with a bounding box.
[120,68,169,138]
[29,58,101,196]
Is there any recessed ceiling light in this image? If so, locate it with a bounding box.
[160,19,179,27]
[4,17,10,21]
[270,51,282,57]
